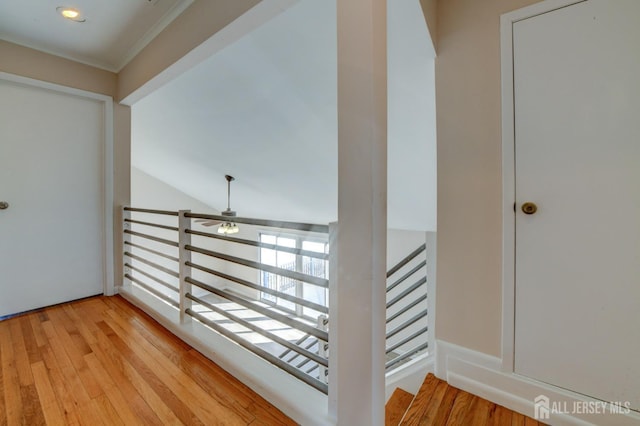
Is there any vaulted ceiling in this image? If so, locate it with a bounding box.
[132,0,437,231]
[0,0,436,231]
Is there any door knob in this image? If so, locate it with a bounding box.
[0,201,8,210]
[521,202,537,215]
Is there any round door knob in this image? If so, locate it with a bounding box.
[0,201,8,210]
[521,202,537,215]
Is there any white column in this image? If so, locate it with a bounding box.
[178,210,192,323]
[330,0,387,423]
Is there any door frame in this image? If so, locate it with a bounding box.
[499,0,586,372]
[0,71,115,297]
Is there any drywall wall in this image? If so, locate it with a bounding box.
[419,0,437,52]
[113,103,131,286]
[131,166,215,212]
[0,40,117,96]
[434,0,539,357]
[117,0,266,102]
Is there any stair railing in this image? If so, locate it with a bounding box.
[385,243,429,371]
[122,207,329,394]
[122,206,430,393]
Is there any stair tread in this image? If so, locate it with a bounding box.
[397,373,547,426]
[385,388,415,426]
[401,373,441,424]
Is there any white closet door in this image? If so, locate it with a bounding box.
[0,80,104,316]
[514,0,640,410]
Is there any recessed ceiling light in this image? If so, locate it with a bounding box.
[56,7,86,22]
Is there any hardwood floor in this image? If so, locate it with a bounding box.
[0,296,295,425]
[390,373,546,426]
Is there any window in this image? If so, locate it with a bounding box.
[259,233,328,320]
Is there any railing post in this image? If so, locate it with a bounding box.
[328,220,339,418]
[425,231,436,358]
[317,314,329,384]
[178,210,192,323]
[122,207,132,291]
[335,0,387,421]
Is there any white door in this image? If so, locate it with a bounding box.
[0,79,105,317]
[513,0,640,410]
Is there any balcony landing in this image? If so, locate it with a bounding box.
[0,295,295,425]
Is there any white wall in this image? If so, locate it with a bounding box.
[132,166,217,212]
[387,229,426,267]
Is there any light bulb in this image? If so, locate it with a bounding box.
[56,7,85,22]
[62,9,79,18]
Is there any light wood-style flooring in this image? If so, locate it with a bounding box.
[386,373,547,425]
[0,295,295,425]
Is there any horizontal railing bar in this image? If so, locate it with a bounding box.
[125,218,179,232]
[185,212,329,234]
[279,333,313,359]
[387,261,427,293]
[387,244,426,278]
[187,294,328,367]
[186,309,328,394]
[387,310,428,340]
[186,277,329,342]
[306,364,319,375]
[124,241,179,263]
[385,342,429,370]
[187,262,328,314]
[186,245,329,288]
[284,352,300,363]
[386,277,427,309]
[296,357,312,369]
[125,263,178,293]
[304,338,320,350]
[124,207,179,216]
[126,274,180,308]
[124,230,179,248]
[124,252,180,279]
[387,294,427,324]
[386,326,428,354]
[187,229,329,260]
[285,331,322,364]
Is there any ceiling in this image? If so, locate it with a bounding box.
[0,0,193,71]
[132,0,437,231]
[0,0,436,230]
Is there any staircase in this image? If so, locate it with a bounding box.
[385,373,547,425]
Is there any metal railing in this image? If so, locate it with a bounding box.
[122,207,330,394]
[121,207,429,394]
[385,243,429,370]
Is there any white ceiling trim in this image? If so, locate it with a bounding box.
[0,0,194,73]
[0,34,116,72]
[114,0,195,72]
[120,0,299,105]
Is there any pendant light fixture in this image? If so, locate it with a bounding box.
[218,175,239,234]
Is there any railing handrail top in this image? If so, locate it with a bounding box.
[124,206,179,216]
[386,243,427,278]
[185,212,329,234]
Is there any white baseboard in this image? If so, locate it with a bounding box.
[436,340,640,426]
[385,353,434,401]
[117,285,332,426]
